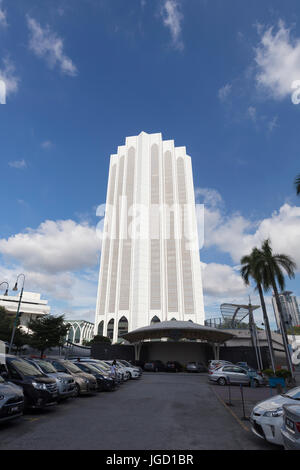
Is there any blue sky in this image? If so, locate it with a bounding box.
[1,0,300,329]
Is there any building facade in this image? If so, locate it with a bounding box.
[94,132,205,343]
[0,291,50,333]
[272,291,300,331]
[66,320,95,345]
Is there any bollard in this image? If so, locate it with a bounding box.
[240,383,248,421]
[226,376,233,407]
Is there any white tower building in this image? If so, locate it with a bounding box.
[95,132,205,343]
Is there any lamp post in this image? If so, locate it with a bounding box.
[0,281,9,296]
[8,274,25,354]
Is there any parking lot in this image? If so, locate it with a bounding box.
[0,372,277,450]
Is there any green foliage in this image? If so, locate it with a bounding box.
[287,326,300,335]
[0,307,30,352]
[89,335,111,345]
[262,369,274,377]
[275,369,291,379]
[28,315,70,358]
[0,306,14,342]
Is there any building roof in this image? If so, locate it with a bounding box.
[123,320,234,344]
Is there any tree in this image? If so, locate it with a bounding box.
[0,307,30,353]
[28,315,70,358]
[0,306,13,342]
[240,248,276,372]
[89,335,111,345]
[258,239,297,377]
[294,175,300,196]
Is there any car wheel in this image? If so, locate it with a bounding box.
[155,367,158,372]
[253,379,259,388]
[217,377,227,386]
[75,384,80,396]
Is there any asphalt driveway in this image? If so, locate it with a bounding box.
[0,373,277,450]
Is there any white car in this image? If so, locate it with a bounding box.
[104,361,130,381]
[250,386,300,446]
[116,360,141,379]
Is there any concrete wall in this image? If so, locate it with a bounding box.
[140,341,212,364]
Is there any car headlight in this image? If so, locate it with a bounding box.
[32,382,46,390]
[263,408,283,417]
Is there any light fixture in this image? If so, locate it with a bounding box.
[12,282,18,292]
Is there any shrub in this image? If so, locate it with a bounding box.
[262,369,274,377]
[275,369,291,379]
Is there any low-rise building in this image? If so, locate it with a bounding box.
[65,320,94,345]
[0,291,50,333]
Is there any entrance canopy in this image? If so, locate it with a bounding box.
[123,320,234,344]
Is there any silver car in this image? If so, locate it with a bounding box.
[281,404,300,450]
[26,359,76,400]
[209,365,264,387]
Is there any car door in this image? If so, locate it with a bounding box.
[221,366,237,383]
[6,362,24,388]
[232,367,249,384]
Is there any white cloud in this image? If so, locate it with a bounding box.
[255,20,300,100]
[27,16,77,76]
[218,83,232,102]
[0,0,7,27]
[247,105,257,122]
[201,262,247,298]
[160,0,183,51]
[197,187,300,270]
[0,219,100,274]
[268,115,279,132]
[0,58,19,99]
[41,140,53,149]
[8,159,26,169]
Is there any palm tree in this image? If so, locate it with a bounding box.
[240,248,276,373]
[259,239,297,378]
[295,175,300,195]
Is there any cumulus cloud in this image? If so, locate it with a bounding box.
[27,16,77,76]
[0,219,101,274]
[0,0,7,27]
[8,159,26,169]
[197,187,300,270]
[0,58,19,101]
[218,83,232,102]
[160,0,184,51]
[201,262,247,298]
[255,20,300,100]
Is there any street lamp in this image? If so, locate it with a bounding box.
[8,274,25,354]
[0,281,9,296]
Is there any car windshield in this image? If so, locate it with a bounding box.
[120,360,131,367]
[80,363,99,374]
[10,358,44,377]
[35,360,57,374]
[283,387,300,400]
[63,361,82,374]
[91,364,108,374]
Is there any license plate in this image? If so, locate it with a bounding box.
[9,406,19,414]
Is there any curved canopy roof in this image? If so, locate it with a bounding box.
[122,320,234,344]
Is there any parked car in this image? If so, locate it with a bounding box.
[166,361,183,372]
[250,386,300,446]
[4,355,58,409]
[209,365,264,387]
[208,360,233,371]
[119,360,143,376]
[186,362,207,373]
[0,373,24,423]
[25,358,76,401]
[104,361,129,381]
[116,360,141,379]
[45,359,97,396]
[75,359,122,384]
[143,360,165,372]
[73,361,115,391]
[281,404,300,450]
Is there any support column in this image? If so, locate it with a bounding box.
[134,342,142,361]
[212,343,220,360]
